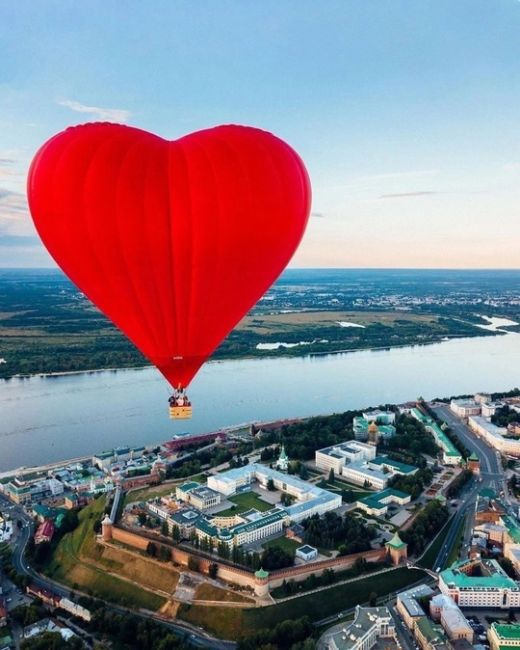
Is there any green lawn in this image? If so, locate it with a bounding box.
[178,566,428,639]
[44,496,165,611]
[216,491,273,516]
[262,536,300,554]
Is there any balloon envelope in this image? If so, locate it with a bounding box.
[27,123,311,389]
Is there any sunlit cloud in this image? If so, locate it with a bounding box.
[57,99,131,123]
[378,191,441,200]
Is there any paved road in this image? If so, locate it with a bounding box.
[433,404,506,494]
[0,493,235,650]
[430,403,518,568]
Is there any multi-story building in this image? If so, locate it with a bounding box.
[176,482,221,510]
[411,408,462,465]
[468,416,520,456]
[450,399,482,418]
[341,455,417,490]
[429,594,473,644]
[413,617,450,650]
[196,507,285,547]
[357,488,411,516]
[328,605,396,650]
[315,440,376,475]
[208,464,341,523]
[396,584,434,630]
[439,559,520,608]
[488,622,520,650]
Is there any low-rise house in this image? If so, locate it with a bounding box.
[295,545,318,562]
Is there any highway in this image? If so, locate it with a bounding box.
[0,492,235,650]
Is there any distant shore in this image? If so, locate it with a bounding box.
[1,329,504,382]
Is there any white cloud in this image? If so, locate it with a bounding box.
[57,99,131,123]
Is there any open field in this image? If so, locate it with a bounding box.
[216,491,273,516]
[237,310,440,333]
[178,566,428,638]
[44,496,167,610]
[0,269,505,378]
[194,583,254,604]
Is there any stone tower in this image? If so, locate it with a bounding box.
[385,531,407,565]
[254,567,270,598]
[101,514,113,542]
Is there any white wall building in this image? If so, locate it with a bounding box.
[315,441,376,475]
[450,399,482,418]
[468,416,520,457]
[439,559,520,609]
[329,605,396,650]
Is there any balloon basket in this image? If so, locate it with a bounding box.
[169,405,193,420]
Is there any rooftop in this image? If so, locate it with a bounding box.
[329,606,393,650]
[441,558,519,590]
[370,455,417,474]
[491,622,520,641]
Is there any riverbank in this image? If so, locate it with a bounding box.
[1,328,502,382]
[1,331,519,472]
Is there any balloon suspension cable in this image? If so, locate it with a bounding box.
[169,386,191,407]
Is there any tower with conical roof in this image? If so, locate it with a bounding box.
[254,567,270,597]
[276,444,289,472]
[101,514,113,542]
[385,531,407,565]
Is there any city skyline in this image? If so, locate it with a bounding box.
[1,1,520,268]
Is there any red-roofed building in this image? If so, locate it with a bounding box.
[35,520,54,545]
[26,584,60,607]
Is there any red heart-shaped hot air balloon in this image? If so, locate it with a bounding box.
[27,123,311,411]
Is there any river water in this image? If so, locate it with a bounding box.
[1,332,519,471]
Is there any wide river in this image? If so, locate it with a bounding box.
[1,332,519,471]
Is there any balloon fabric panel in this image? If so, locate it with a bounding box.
[28,123,311,390]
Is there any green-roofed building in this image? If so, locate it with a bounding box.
[489,622,520,649]
[503,515,520,544]
[357,487,411,516]
[414,617,449,650]
[410,407,462,466]
[439,558,520,609]
[369,456,418,476]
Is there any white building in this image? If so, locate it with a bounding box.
[450,399,482,418]
[468,416,520,457]
[439,559,520,609]
[429,594,473,644]
[329,605,396,650]
[315,441,376,475]
[341,456,417,490]
[208,464,341,523]
[296,544,318,562]
[342,461,388,490]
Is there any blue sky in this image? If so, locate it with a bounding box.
[1,0,520,267]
